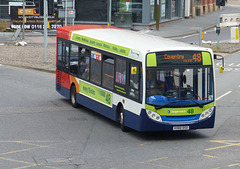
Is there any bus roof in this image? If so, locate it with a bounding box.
[57,25,211,60]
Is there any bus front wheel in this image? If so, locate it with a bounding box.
[70,85,79,108]
[119,107,129,132]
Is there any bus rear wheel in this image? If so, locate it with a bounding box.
[70,85,79,108]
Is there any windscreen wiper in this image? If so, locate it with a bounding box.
[149,101,178,110]
[190,99,204,108]
[149,99,204,110]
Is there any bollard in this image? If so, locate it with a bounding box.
[214,54,224,73]
[231,27,239,43]
[219,66,224,73]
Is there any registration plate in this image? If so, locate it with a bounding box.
[173,126,189,131]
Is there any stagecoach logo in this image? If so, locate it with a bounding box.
[128,50,140,58]
[167,110,187,114]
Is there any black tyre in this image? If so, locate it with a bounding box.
[119,107,129,132]
[70,85,79,108]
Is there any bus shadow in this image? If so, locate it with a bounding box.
[130,130,208,141]
[58,98,208,141]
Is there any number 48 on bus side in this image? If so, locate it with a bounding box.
[187,109,194,114]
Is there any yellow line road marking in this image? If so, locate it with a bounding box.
[143,157,168,163]
[205,143,240,151]
[45,166,61,169]
[139,142,153,146]
[13,164,38,169]
[0,144,51,156]
[205,140,240,151]
[0,140,74,169]
[210,140,240,143]
[0,157,35,165]
[228,163,240,167]
[202,154,218,158]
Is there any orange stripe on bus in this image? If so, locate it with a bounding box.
[70,76,79,93]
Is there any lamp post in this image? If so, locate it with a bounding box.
[22,0,25,39]
[44,0,48,63]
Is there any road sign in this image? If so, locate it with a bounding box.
[231,27,239,43]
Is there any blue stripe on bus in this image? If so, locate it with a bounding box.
[162,115,200,122]
[77,93,116,121]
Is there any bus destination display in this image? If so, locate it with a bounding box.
[156,51,203,65]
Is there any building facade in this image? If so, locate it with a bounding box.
[74,0,185,26]
[1,0,218,27]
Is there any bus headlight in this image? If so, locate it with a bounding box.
[146,110,162,122]
[199,107,214,121]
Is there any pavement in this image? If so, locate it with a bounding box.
[0,1,240,72]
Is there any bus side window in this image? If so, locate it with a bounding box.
[79,48,90,80]
[70,44,79,76]
[62,42,69,72]
[102,56,114,90]
[116,58,126,85]
[129,64,140,100]
[90,51,102,85]
[57,40,63,66]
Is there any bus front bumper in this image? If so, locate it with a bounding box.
[137,109,215,132]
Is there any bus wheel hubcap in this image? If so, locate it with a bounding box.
[71,91,75,104]
[120,112,124,125]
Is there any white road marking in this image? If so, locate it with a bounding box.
[224,68,233,72]
[229,63,234,66]
[216,91,232,101]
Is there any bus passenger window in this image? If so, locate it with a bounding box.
[79,48,90,80]
[116,58,126,85]
[129,64,141,99]
[90,51,102,85]
[62,42,69,71]
[102,57,114,90]
[70,44,79,75]
[57,40,63,63]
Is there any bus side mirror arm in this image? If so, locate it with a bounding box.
[214,54,224,73]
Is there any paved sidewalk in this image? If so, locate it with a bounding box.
[146,1,240,38]
[0,1,239,73]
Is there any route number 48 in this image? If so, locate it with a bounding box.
[187,109,194,114]
[192,53,202,62]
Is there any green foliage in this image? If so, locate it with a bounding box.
[0,21,14,32]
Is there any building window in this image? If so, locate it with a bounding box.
[172,0,177,17]
[132,0,142,23]
[75,0,107,22]
[161,0,166,19]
